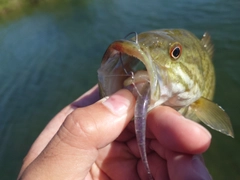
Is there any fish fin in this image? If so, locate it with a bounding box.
[201,32,214,59]
[179,106,201,122]
[190,97,234,138]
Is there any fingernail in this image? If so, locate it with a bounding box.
[102,90,131,116]
[192,155,212,180]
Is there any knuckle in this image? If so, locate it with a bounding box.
[59,108,99,147]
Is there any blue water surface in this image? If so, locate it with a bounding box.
[0,0,239,179]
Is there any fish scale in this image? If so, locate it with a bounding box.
[98,29,234,179]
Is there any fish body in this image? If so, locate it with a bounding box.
[97,29,234,179]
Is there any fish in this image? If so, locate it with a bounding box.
[97,29,234,179]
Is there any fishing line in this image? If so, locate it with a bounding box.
[119,52,129,75]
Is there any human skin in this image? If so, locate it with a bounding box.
[18,85,212,180]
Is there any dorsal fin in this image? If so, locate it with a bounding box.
[201,32,214,59]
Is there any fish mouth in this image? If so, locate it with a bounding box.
[98,39,160,105]
[98,37,158,179]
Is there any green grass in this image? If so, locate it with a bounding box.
[0,0,27,14]
[0,0,64,22]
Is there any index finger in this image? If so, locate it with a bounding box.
[147,106,211,154]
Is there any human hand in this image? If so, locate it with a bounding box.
[18,85,212,180]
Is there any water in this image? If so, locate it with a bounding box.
[0,0,239,179]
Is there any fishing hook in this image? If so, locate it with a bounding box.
[124,31,139,44]
[119,53,142,97]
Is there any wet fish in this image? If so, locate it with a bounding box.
[97,29,234,179]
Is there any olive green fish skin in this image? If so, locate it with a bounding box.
[131,29,215,110]
[98,29,233,137]
[146,29,215,100]
[98,28,233,180]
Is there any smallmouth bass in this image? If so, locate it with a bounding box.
[97,29,234,179]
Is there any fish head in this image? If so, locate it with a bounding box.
[98,29,213,111]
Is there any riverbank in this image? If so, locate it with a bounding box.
[0,0,61,21]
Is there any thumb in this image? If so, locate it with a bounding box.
[20,89,135,180]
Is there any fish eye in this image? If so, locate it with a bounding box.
[169,43,182,60]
